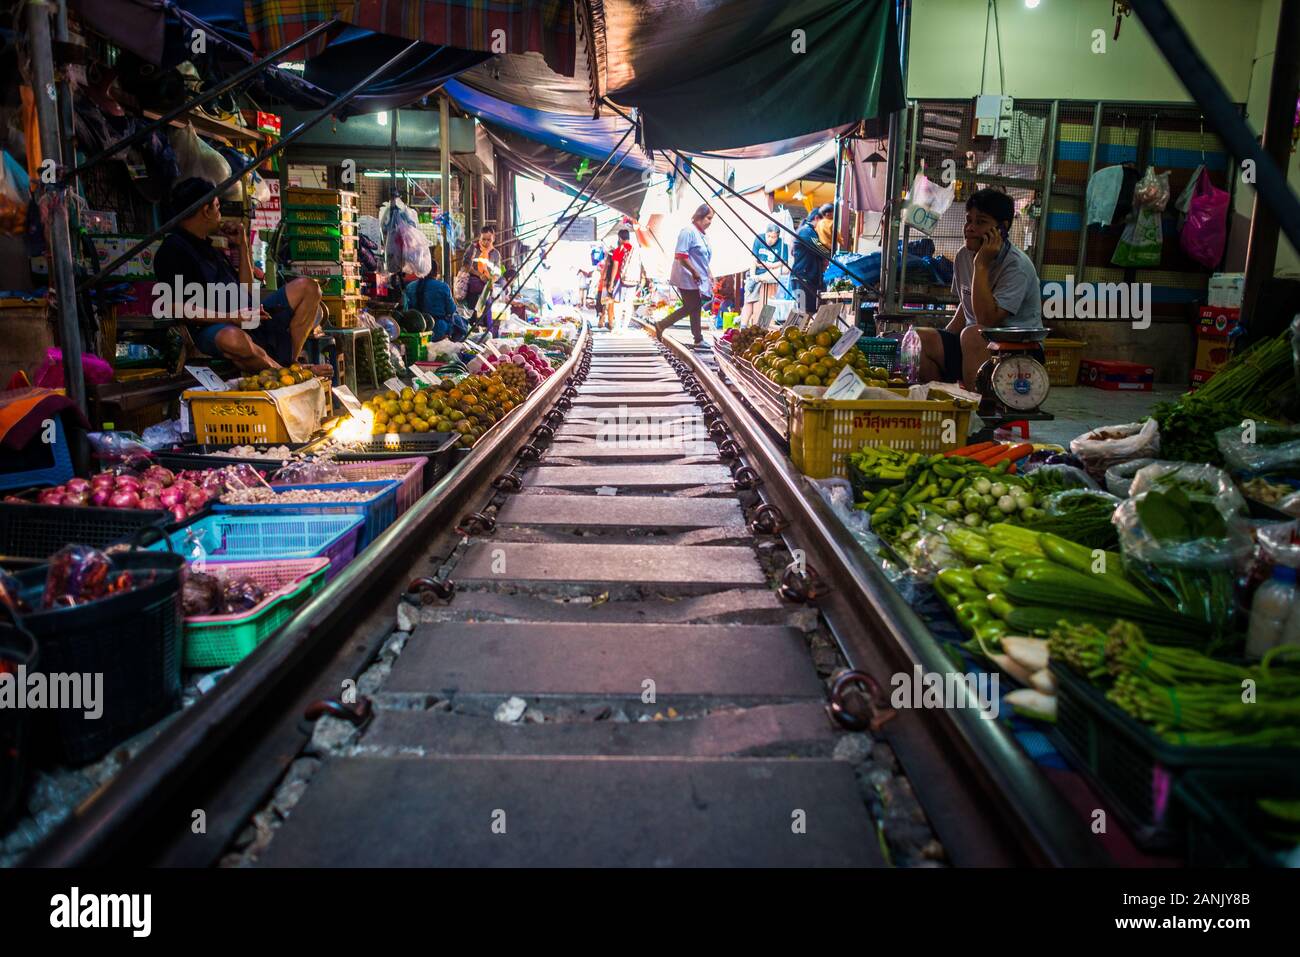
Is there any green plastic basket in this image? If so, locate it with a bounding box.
[284,221,358,240]
[283,207,356,225]
[183,557,330,668]
[399,331,432,362]
[857,336,900,372]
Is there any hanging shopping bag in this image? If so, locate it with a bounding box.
[1174,163,1205,217]
[453,264,471,300]
[901,172,954,236]
[169,123,232,196]
[1112,207,1163,268]
[1179,168,1229,268]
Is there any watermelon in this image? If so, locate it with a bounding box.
[397,310,425,333]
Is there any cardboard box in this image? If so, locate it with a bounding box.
[1197,305,1240,338]
[1078,358,1155,391]
[1207,272,1245,308]
[1193,336,1233,376]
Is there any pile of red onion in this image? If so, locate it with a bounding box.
[21,465,212,524]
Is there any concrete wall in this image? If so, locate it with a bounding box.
[908,0,1262,102]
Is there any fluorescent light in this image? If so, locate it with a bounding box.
[1025,0,1040,7]
[376,111,388,126]
[363,170,441,179]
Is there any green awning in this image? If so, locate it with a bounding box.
[600,0,904,153]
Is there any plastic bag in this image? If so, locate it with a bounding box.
[385,221,431,279]
[1127,461,1248,518]
[169,123,232,194]
[1132,166,1171,212]
[41,545,142,609]
[141,418,185,451]
[270,458,346,486]
[33,348,114,388]
[1042,486,1121,516]
[87,430,155,471]
[1111,207,1163,267]
[1214,423,1300,473]
[1174,164,1205,215]
[1025,463,1099,492]
[1179,168,1228,267]
[1070,419,1161,481]
[0,567,29,613]
[1104,457,1173,497]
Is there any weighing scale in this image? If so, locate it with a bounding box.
[972,327,1054,436]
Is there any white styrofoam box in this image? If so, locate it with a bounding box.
[1208,272,1245,308]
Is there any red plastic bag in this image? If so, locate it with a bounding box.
[1179,169,1228,268]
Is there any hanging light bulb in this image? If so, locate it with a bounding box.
[792,180,805,202]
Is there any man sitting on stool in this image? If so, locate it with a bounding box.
[916,188,1043,387]
[154,177,324,372]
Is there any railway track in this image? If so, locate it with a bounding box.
[26,322,1103,868]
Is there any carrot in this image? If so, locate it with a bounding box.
[981,443,1034,466]
[944,441,996,458]
[969,444,1009,463]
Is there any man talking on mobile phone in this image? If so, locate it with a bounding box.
[915,188,1043,388]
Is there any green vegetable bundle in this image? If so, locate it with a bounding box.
[1050,620,1300,748]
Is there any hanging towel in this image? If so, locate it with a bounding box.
[1003,111,1046,166]
[1085,165,1125,227]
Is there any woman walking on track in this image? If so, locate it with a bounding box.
[652,204,713,348]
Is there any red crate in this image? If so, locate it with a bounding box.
[1078,358,1155,391]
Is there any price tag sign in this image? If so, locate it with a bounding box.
[805,303,842,335]
[830,326,862,360]
[411,366,440,385]
[825,365,868,401]
[384,377,409,394]
[333,385,364,415]
[186,366,229,391]
[483,340,502,359]
[757,304,776,328]
[902,203,940,236]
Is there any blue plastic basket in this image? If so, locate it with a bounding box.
[148,513,364,581]
[211,480,399,550]
[0,415,74,492]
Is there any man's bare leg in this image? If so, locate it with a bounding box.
[215,326,276,371]
[283,277,323,363]
[914,328,946,382]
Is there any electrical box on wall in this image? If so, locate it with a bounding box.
[973,95,1014,139]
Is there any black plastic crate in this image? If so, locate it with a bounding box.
[0,503,172,563]
[14,550,184,765]
[152,442,312,473]
[1176,767,1300,867]
[0,619,38,825]
[317,432,461,483]
[1051,661,1300,850]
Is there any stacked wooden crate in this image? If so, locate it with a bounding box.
[283,187,361,327]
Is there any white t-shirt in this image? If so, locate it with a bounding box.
[669,225,712,293]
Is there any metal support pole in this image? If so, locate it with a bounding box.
[439,95,451,281]
[1034,99,1059,277]
[54,0,74,171]
[27,1,85,416]
[880,107,903,314]
[831,135,844,256]
[81,41,421,289]
[1241,0,1300,324]
[897,101,920,303]
[1075,101,1103,286]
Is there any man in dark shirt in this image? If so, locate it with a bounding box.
[790,206,830,316]
[153,177,322,371]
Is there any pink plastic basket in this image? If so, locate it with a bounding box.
[282,457,427,514]
[183,557,331,667]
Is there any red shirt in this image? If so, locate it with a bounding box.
[609,242,632,283]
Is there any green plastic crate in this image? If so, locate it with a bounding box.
[182,558,330,667]
[288,235,357,261]
[284,221,358,240]
[283,207,356,225]
[399,331,432,362]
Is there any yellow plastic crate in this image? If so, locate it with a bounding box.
[284,187,358,209]
[1043,338,1086,387]
[185,381,330,443]
[322,295,362,328]
[786,386,975,479]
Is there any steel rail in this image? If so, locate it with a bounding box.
[658,331,1107,867]
[25,326,591,867]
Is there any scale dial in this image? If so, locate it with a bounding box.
[990,355,1050,411]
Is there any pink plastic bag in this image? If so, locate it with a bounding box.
[1179,169,1228,268]
[32,348,114,388]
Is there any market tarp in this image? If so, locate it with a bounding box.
[445,79,653,173]
[239,0,577,77]
[483,125,648,217]
[599,0,904,153]
[761,140,838,193]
